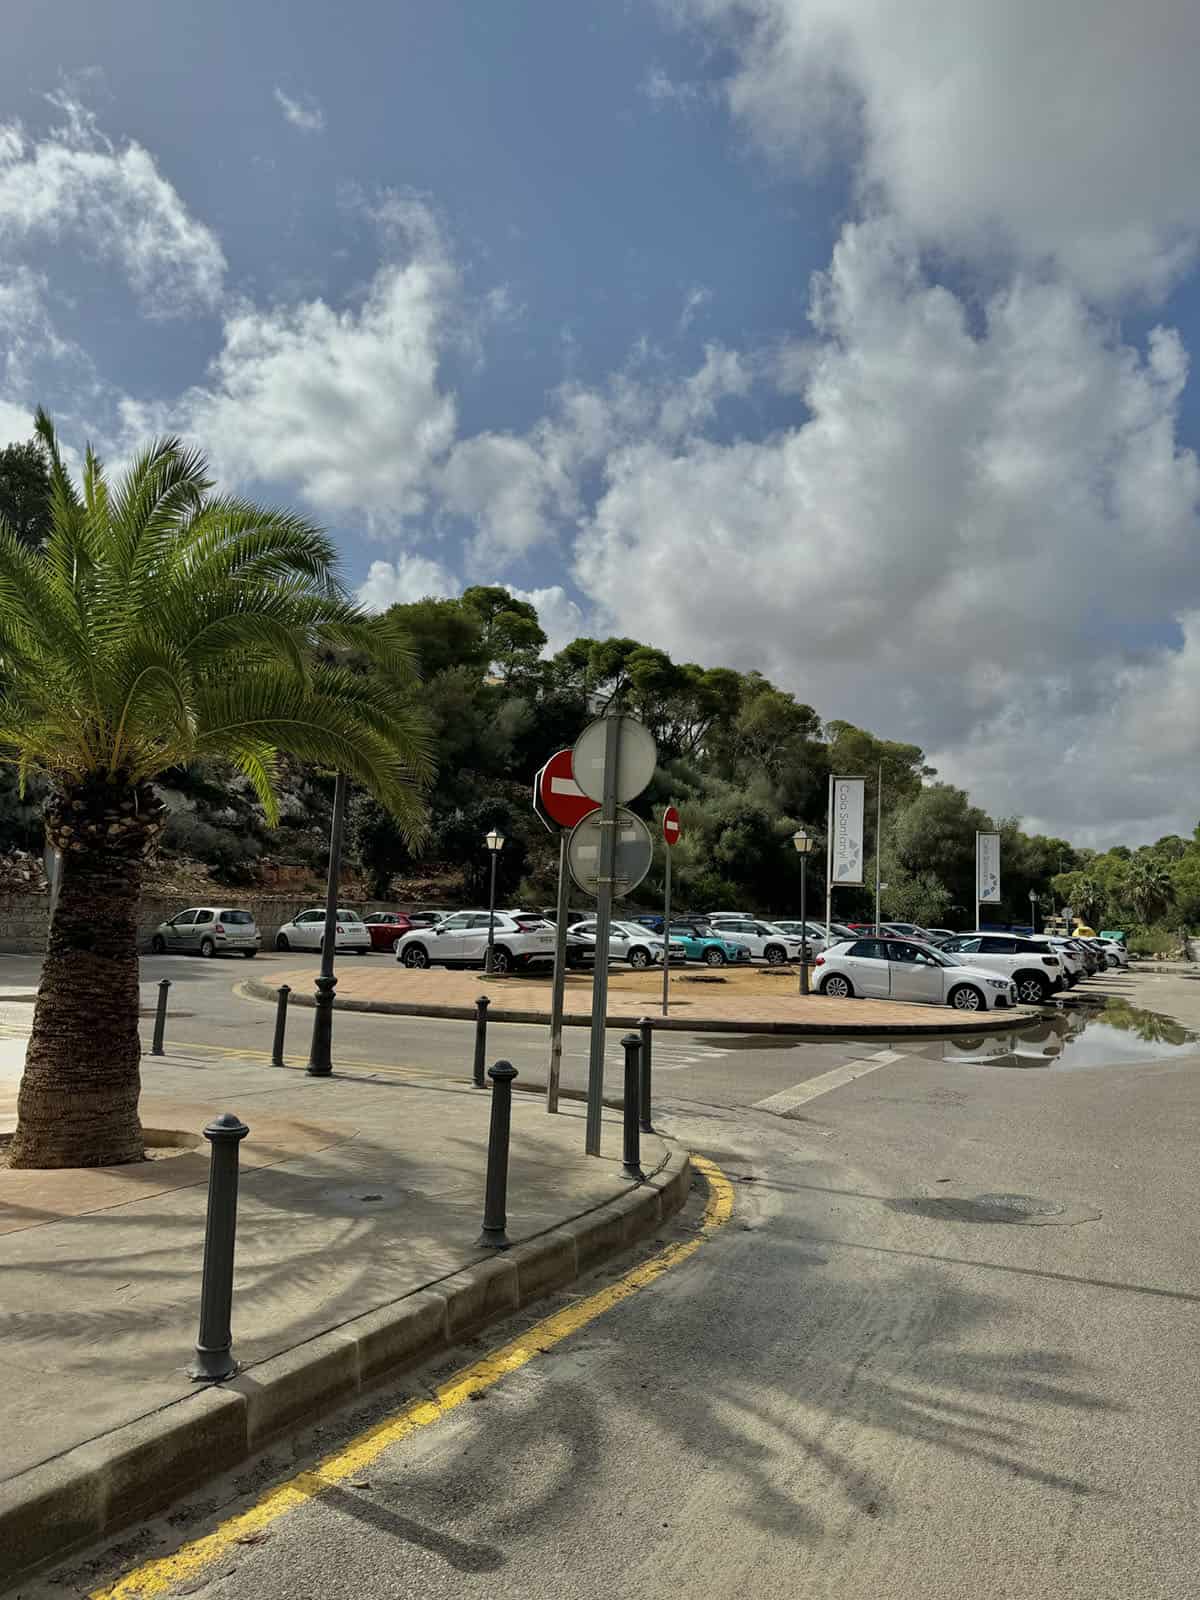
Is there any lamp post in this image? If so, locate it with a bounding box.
[484,828,505,975]
[792,828,814,995]
[306,771,349,1077]
[1029,888,1038,934]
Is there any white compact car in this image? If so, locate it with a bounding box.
[814,937,1019,1012]
[702,918,806,965]
[935,934,1064,1004]
[274,908,371,953]
[771,920,829,955]
[570,918,679,969]
[395,910,556,974]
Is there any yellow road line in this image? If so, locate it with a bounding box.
[92,1155,733,1600]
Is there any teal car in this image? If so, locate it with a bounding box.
[668,922,753,967]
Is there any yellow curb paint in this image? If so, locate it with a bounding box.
[90,1155,733,1600]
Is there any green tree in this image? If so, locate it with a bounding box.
[1051,871,1106,926]
[3,413,430,1169]
[0,435,52,549]
[352,794,414,899]
[1123,857,1174,923]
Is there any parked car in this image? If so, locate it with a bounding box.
[1100,939,1131,969]
[772,920,829,955]
[881,921,934,941]
[362,911,415,952]
[814,937,1017,1012]
[924,928,957,943]
[151,907,260,958]
[274,908,371,954]
[710,918,807,964]
[1043,938,1086,984]
[395,910,556,974]
[631,914,665,934]
[706,911,756,923]
[406,910,447,929]
[668,922,753,967]
[936,933,1063,1004]
[570,918,679,969]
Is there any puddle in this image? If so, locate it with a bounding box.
[928,998,1199,1070]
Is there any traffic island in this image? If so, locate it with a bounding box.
[246,962,1033,1035]
[0,1059,689,1587]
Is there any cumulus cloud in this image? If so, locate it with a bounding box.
[504,584,588,655]
[573,217,1200,839]
[672,0,1200,301]
[179,202,457,525]
[273,88,326,134]
[356,555,458,611]
[0,95,225,314]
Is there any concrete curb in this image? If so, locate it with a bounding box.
[242,977,1027,1036]
[0,1151,692,1589]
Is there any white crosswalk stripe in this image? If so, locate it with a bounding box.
[753,1047,906,1115]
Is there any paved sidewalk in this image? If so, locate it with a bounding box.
[0,1037,677,1502]
[250,963,1026,1033]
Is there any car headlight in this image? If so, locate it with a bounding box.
[987,979,1008,989]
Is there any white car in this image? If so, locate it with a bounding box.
[570,918,681,969]
[395,910,556,974]
[814,937,1018,1012]
[274,907,371,954]
[935,933,1063,1005]
[704,918,805,965]
[771,920,829,955]
[1099,939,1131,969]
[1043,938,1086,985]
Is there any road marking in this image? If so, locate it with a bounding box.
[89,1155,734,1600]
[753,1047,906,1116]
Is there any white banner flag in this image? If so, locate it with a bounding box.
[976,831,1001,905]
[829,777,866,886]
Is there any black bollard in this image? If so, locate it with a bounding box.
[637,1015,654,1134]
[473,994,490,1088]
[151,978,171,1057]
[189,1113,250,1381]
[271,984,291,1068]
[477,1060,518,1248]
[621,1032,645,1181]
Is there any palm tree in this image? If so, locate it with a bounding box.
[1124,858,1173,925]
[2,413,430,1169]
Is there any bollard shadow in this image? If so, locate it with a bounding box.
[314,1482,504,1572]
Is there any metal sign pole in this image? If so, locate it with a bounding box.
[547,829,570,1113]
[661,830,672,1016]
[585,714,622,1156]
[824,773,833,942]
[874,761,883,934]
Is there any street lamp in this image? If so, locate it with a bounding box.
[306,771,349,1076]
[792,829,814,995]
[484,829,505,974]
[1028,888,1039,934]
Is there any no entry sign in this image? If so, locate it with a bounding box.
[662,805,681,847]
[535,749,599,831]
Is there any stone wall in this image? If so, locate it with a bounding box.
[0,892,422,956]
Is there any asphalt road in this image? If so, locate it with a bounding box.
[17,960,1200,1598]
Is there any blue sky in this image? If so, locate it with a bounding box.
[3,0,1200,844]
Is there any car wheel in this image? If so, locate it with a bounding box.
[403,945,430,969]
[199,937,216,959]
[275,934,290,951]
[490,947,513,975]
[1015,972,1049,1005]
[764,944,787,966]
[704,947,726,967]
[948,983,983,1012]
[629,947,651,970]
[243,949,257,960]
[820,973,853,999]
[150,935,166,955]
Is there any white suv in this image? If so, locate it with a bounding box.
[395,910,556,974]
[937,934,1063,1005]
[703,918,805,965]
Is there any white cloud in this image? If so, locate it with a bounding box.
[641,67,703,108]
[356,555,457,612]
[573,216,1200,840]
[504,584,588,655]
[273,88,326,134]
[672,0,1200,301]
[679,285,712,331]
[0,96,225,314]
[180,203,457,525]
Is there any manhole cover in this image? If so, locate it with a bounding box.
[940,1192,1067,1224]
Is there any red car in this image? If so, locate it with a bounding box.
[362,911,415,952]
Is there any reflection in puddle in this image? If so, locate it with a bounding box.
[938,999,1199,1070]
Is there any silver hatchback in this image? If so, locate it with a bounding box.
[150,907,260,958]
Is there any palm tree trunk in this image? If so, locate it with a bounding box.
[9,782,163,1169]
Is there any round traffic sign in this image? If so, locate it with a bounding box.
[537,749,599,830]
[567,807,653,900]
[662,805,681,847]
[571,716,657,805]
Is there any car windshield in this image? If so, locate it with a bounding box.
[219,911,253,924]
[337,909,363,922]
